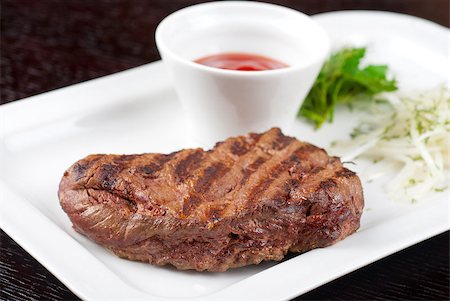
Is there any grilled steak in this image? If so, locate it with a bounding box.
[58,128,364,272]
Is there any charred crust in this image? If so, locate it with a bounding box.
[283,178,300,196]
[228,233,239,240]
[138,163,162,178]
[174,150,204,183]
[213,141,224,149]
[319,179,338,190]
[240,156,266,185]
[138,154,174,179]
[230,140,250,156]
[98,163,121,190]
[335,168,356,178]
[246,132,262,145]
[287,153,302,164]
[194,162,230,193]
[247,146,309,201]
[182,195,201,216]
[271,129,294,150]
[292,144,322,159]
[73,160,95,181]
[248,177,276,201]
[310,166,325,175]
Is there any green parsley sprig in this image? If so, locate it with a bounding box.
[298,47,397,128]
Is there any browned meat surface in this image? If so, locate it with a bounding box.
[58,128,364,272]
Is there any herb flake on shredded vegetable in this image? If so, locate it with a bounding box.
[333,86,450,202]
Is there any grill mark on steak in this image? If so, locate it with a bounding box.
[301,165,358,217]
[98,163,121,190]
[290,144,323,161]
[310,166,325,174]
[249,144,329,209]
[319,178,338,190]
[86,188,138,214]
[139,163,162,178]
[240,156,266,185]
[73,156,101,181]
[271,130,295,150]
[174,150,204,183]
[230,140,250,156]
[73,163,90,181]
[246,145,305,202]
[233,135,303,203]
[246,132,262,145]
[194,162,230,194]
[182,195,202,216]
[138,154,175,179]
[281,178,301,197]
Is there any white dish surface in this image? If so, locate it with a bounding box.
[0,11,449,301]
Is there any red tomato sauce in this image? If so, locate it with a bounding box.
[195,53,288,71]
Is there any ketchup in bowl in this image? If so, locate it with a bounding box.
[195,53,288,71]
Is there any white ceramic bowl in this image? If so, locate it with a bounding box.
[156,1,329,146]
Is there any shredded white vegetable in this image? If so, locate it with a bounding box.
[333,85,450,202]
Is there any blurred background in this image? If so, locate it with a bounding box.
[1,1,449,300]
[2,0,449,104]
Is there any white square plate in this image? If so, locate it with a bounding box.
[0,11,449,301]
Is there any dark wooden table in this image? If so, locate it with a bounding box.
[1,1,449,300]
